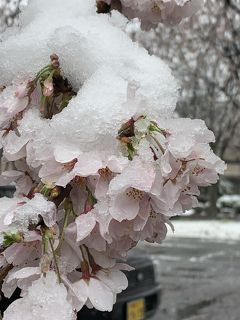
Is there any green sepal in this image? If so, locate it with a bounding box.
[3,232,23,249]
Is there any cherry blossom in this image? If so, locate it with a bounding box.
[109,158,156,221]
[100,0,205,28]
[0,82,29,130]
[0,159,36,197]
[64,263,129,312]
[0,0,225,318]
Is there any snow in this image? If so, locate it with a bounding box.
[217,195,240,209]
[0,0,178,155]
[0,194,56,235]
[167,220,240,241]
[3,272,75,320]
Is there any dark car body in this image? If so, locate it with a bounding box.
[0,185,15,198]
[0,186,161,320]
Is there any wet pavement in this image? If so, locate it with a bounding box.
[142,237,240,320]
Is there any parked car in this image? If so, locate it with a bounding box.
[0,186,161,320]
[0,185,15,198]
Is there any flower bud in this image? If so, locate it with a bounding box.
[64,197,73,211]
[43,77,54,97]
[50,53,60,68]
[40,254,50,274]
[50,186,61,199]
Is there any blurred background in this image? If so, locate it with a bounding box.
[0,1,240,320]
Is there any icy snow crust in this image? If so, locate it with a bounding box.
[0,0,178,154]
[3,272,75,320]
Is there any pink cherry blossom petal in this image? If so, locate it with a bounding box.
[110,193,140,221]
[88,278,114,312]
[75,213,96,242]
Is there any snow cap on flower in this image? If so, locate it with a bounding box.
[0,193,56,236]
[3,272,76,320]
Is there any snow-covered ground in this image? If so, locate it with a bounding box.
[167,220,240,241]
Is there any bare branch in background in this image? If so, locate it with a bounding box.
[140,0,240,161]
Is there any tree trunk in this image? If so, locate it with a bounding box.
[208,182,219,217]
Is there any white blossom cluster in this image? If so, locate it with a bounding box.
[102,0,205,28]
[0,0,224,319]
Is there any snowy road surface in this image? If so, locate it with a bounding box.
[166,220,240,241]
[144,236,240,320]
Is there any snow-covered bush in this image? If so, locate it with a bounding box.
[0,0,225,318]
[217,195,240,213]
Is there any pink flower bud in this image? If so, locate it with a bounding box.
[43,78,54,97]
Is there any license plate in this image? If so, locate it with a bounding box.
[127,298,145,320]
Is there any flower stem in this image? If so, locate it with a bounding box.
[49,237,62,283]
[150,134,165,154]
[57,208,71,253]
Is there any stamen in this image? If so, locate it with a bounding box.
[63,158,78,171]
[152,2,161,13]
[192,166,205,176]
[126,188,144,200]
[98,167,112,179]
